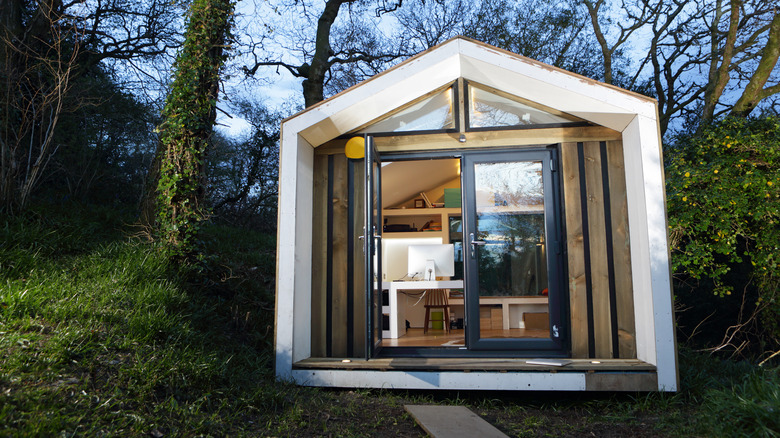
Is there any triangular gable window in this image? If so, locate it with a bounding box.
[467,83,581,129]
[360,86,456,134]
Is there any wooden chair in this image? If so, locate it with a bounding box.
[423,289,450,333]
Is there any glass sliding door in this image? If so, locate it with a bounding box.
[463,149,565,353]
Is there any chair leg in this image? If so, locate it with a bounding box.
[423,308,430,334]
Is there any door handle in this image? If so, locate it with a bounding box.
[469,232,485,258]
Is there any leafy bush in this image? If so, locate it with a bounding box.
[666,116,780,351]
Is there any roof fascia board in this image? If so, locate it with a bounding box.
[283,36,660,145]
[456,43,656,130]
[286,43,463,147]
[459,55,636,131]
[456,38,657,112]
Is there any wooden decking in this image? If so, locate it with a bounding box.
[293,357,656,373]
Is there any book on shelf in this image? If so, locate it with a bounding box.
[419,192,433,208]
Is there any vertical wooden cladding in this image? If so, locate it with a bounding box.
[311,154,349,357]
[561,144,588,358]
[561,141,636,359]
[311,155,329,357]
[606,141,636,359]
[311,152,366,358]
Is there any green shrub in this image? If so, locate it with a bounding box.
[666,116,780,350]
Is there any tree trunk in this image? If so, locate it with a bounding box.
[731,10,780,118]
[700,0,741,129]
[302,0,348,107]
[583,0,613,84]
[151,0,234,253]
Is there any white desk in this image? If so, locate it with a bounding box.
[382,280,464,338]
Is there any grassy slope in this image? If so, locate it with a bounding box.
[1,204,778,437]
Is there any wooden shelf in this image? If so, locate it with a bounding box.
[383,231,444,239]
[383,207,461,241]
[383,207,460,216]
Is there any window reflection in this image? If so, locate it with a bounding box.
[468,85,578,128]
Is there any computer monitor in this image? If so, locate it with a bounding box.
[407,244,455,280]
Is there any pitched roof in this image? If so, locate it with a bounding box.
[283,36,657,147]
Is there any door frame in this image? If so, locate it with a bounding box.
[372,145,569,358]
[365,135,384,359]
[462,148,567,353]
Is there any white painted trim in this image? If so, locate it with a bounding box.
[621,116,677,391]
[456,42,657,126]
[282,38,660,147]
[622,118,656,366]
[292,369,587,391]
[275,132,314,379]
[293,136,315,363]
[294,49,462,147]
[635,115,677,391]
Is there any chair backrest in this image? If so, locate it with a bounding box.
[424,289,449,307]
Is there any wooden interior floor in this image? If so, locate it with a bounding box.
[381,328,549,347]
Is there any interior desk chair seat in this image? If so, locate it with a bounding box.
[423,289,450,333]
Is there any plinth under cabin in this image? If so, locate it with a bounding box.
[275,37,678,391]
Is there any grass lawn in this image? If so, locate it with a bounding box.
[1,204,778,437]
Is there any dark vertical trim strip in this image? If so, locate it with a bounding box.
[600,142,620,358]
[577,143,596,358]
[326,155,334,357]
[463,80,471,131]
[346,160,355,357]
[452,81,461,132]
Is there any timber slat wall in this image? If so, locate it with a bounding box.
[607,141,637,359]
[311,152,366,358]
[561,141,636,359]
[561,144,589,357]
[311,155,328,357]
[313,138,636,360]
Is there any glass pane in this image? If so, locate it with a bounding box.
[361,88,455,133]
[474,161,549,340]
[469,86,576,128]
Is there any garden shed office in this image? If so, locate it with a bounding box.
[275,37,678,391]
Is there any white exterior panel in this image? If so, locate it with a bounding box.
[292,369,587,391]
[275,133,315,378]
[293,135,315,363]
[298,51,462,147]
[621,115,677,391]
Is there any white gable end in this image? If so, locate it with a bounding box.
[284,37,658,146]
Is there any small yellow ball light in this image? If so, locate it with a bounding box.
[345,136,365,159]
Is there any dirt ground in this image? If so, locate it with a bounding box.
[276,388,678,437]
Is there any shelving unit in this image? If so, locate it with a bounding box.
[383,207,461,242]
[381,207,464,332]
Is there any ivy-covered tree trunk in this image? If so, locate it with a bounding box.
[154,0,234,254]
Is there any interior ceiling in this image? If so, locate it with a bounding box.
[382,159,460,208]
